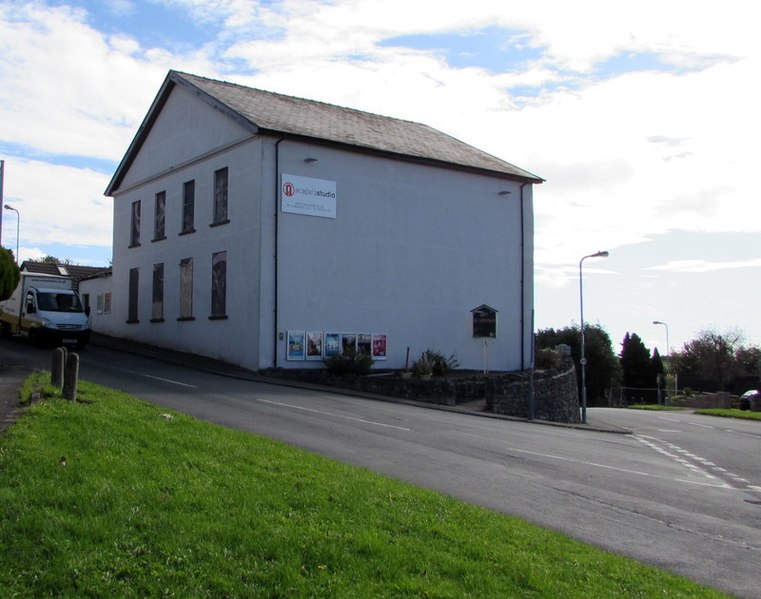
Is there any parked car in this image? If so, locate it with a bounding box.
[739,390,759,410]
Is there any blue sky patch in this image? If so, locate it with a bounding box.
[379,27,543,73]
[0,142,118,174]
[52,0,216,50]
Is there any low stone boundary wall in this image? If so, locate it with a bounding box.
[485,363,580,423]
[672,392,733,409]
[261,362,581,423]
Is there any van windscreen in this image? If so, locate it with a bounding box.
[36,292,83,313]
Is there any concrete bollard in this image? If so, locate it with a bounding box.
[51,347,67,389]
[63,352,80,402]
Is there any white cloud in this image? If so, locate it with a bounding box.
[648,259,761,274]
[1,0,760,346]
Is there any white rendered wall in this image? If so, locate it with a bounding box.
[108,86,535,373]
[269,140,533,372]
[110,86,265,368]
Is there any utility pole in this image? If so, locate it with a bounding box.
[0,160,4,248]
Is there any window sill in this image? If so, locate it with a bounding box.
[126,319,139,324]
[179,229,196,236]
[177,316,195,322]
[149,318,165,323]
[152,236,167,243]
[208,314,228,320]
[210,219,230,228]
[128,243,141,249]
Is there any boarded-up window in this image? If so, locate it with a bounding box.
[211,251,227,317]
[154,191,166,240]
[182,180,195,234]
[152,263,164,321]
[213,167,228,224]
[179,258,193,319]
[130,200,141,246]
[128,267,139,323]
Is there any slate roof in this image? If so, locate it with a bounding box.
[107,70,542,194]
[21,262,110,291]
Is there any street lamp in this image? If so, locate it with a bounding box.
[653,320,671,404]
[3,204,19,264]
[652,320,670,357]
[579,250,609,424]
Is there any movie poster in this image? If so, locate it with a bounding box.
[341,333,357,354]
[324,332,341,357]
[357,333,372,356]
[372,334,387,360]
[306,331,323,360]
[286,331,305,360]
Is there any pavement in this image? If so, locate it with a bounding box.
[0,333,631,436]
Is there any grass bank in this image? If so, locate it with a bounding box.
[0,373,727,598]
[694,408,761,420]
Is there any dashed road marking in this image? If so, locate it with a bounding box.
[635,434,756,492]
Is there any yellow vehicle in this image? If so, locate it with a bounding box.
[0,273,91,349]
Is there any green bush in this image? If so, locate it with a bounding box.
[422,349,459,376]
[324,346,374,375]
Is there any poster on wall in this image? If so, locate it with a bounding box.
[372,335,387,360]
[306,331,323,360]
[324,332,341,357]
[357,333,372,356]
[281,174,337,219]
[341,333,357,354]
[286,331,306,360]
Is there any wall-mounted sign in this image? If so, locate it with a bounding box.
[281,174,336,219]
[471,304,498,338]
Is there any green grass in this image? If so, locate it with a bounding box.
[695,408,761,420]
[627,404,684,411]
[0,373,727,598]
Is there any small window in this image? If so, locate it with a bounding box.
[104,292,112,314]
[57,265,69,276]
[96,293,104,315]
[179,258,194,320]
[212,167,229,225]
[151,263,164,322]
[127,267,139,323]
[210,251,227,318]
[130,200,141,247]
[154,191,166,241]
[181,180,195,234]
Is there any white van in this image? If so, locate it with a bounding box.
[0,273,91,349]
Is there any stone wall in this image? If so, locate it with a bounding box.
[485,363,580,423]
[261,361,581,423]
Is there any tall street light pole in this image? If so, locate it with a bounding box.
[652,320,670,357]
[579,250,609,424]
[0,160,5,248]
[4,204,19,264]
[653,320,671,404]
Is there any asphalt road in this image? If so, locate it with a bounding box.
[2,340,760,598]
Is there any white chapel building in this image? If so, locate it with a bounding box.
[99,70,543,372]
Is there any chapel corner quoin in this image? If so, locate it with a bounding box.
[89,70,543,373]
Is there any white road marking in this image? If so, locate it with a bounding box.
[255,397,412,431]
[635,435,757,491]
[689,422,714,429]
[142,374,197,388]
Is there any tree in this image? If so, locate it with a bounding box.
[537,324,622,406]
[25,255,73,265]
[672,328,743,391]
[620,332,654,389]
[0,247,20,301]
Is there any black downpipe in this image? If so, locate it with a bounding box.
[273,137,285,367]
[519,182,529,371]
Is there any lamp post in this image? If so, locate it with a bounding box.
[652,320,669,357]
[3,204,19,264]
[653,320,671,404]
[579,250,609,424]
